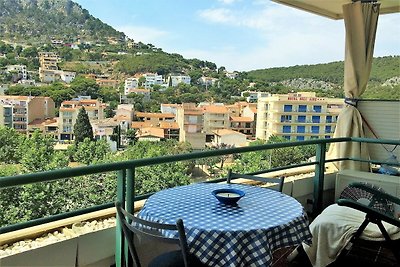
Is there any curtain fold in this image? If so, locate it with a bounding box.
[328,1,380,171]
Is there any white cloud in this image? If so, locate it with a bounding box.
[217,0,238,4]
[198,8,236,24]
[195,4,346,70]
[115,25,170,45]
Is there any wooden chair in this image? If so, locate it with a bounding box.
[115,202,206,267]
[226,169,285,192]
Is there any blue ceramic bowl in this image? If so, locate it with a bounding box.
[212,188,245,205]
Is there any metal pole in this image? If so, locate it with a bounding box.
[115,169,126,267]
[313,143,326,216]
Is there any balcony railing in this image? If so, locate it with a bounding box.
[0,137,399,267]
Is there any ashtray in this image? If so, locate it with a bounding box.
[212,188,245,205]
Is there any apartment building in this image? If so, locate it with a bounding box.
[27,118,58,139]
[202,105,230,141]
[159,122,180,140]
[160,103,181,115]
[176,104,206,149]
[38,52,76,83]
[38,52,59,70]
[230,116,255,139]
[255,92,343,141]
[241,91,271,103]
[166,75,191,87]
[58,98,106,141]
[6,65,28,80]
[142,73,163,89]
[135,112,175,125]
[242,105,258,136]
[92,118,120,151]
[124,78,139,95]
[0,96,55,134]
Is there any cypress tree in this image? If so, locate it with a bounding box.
[74,107,93,144]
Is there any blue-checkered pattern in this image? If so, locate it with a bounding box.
[138,183,312,267]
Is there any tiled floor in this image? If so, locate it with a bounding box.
[271,241,400,267]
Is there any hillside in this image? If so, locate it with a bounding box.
[245,56,400,85]
[244,56,400,99]
[0,0,398,102]
[0,0,125,44]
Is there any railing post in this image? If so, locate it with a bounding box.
[125,168,135,267]
[313,142,326,216]
[126,168,135,217]
[115,169,126,267]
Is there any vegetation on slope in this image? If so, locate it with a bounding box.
[0,0,125,43]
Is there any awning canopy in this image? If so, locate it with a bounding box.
[271,0,400,19]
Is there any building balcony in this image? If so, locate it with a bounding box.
[0,137,399,267]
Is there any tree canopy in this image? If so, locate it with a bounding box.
[73,107,94,144]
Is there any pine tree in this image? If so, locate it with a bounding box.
[74,107,93,144]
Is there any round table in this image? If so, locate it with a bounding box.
[139,183,311,267]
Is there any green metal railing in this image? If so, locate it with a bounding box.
[0,137,399,266]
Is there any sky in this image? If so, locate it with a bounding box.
[74,0,400,72]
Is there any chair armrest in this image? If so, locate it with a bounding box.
[348,182,400,206]
[337,198,400,227]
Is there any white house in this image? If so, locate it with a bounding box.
[124,78,139,95]
[59,71,76,83]
[241,91,271,103]
[167,75,191,87]
[6,65,28,80]
[225,71,239,79]
[143,73,163,89]
[198,76,218,87]
[213,129,247,147]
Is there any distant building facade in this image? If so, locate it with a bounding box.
[167,75,191,87]
[0,96,55,134]
[255,92,343,141]
[58,98,106,141]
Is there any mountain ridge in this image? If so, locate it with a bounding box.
[0,0,125,44]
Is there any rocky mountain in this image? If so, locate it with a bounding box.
[0,0,125,44]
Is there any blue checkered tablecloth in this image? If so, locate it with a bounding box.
[138,183,312,267]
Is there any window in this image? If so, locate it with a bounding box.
[283,135,291,140]
[326,115,332,123]
[297,125,305,133]
[283,125,291,133]
[313,105,322,113]
[311,126,320,133]
[297,115,306,123]
[325,126,332,133]
[296,136,305,141]
[281,115,292,122]
[325,135,331,139]
[283,105,292,112]
[312,116,320,123]
[298,105,307,112]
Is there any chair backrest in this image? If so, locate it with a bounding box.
[115,201,190,267]
[227,169,285,192]
[338,182,400,228]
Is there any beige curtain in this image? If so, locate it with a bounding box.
[328,1,380,171]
